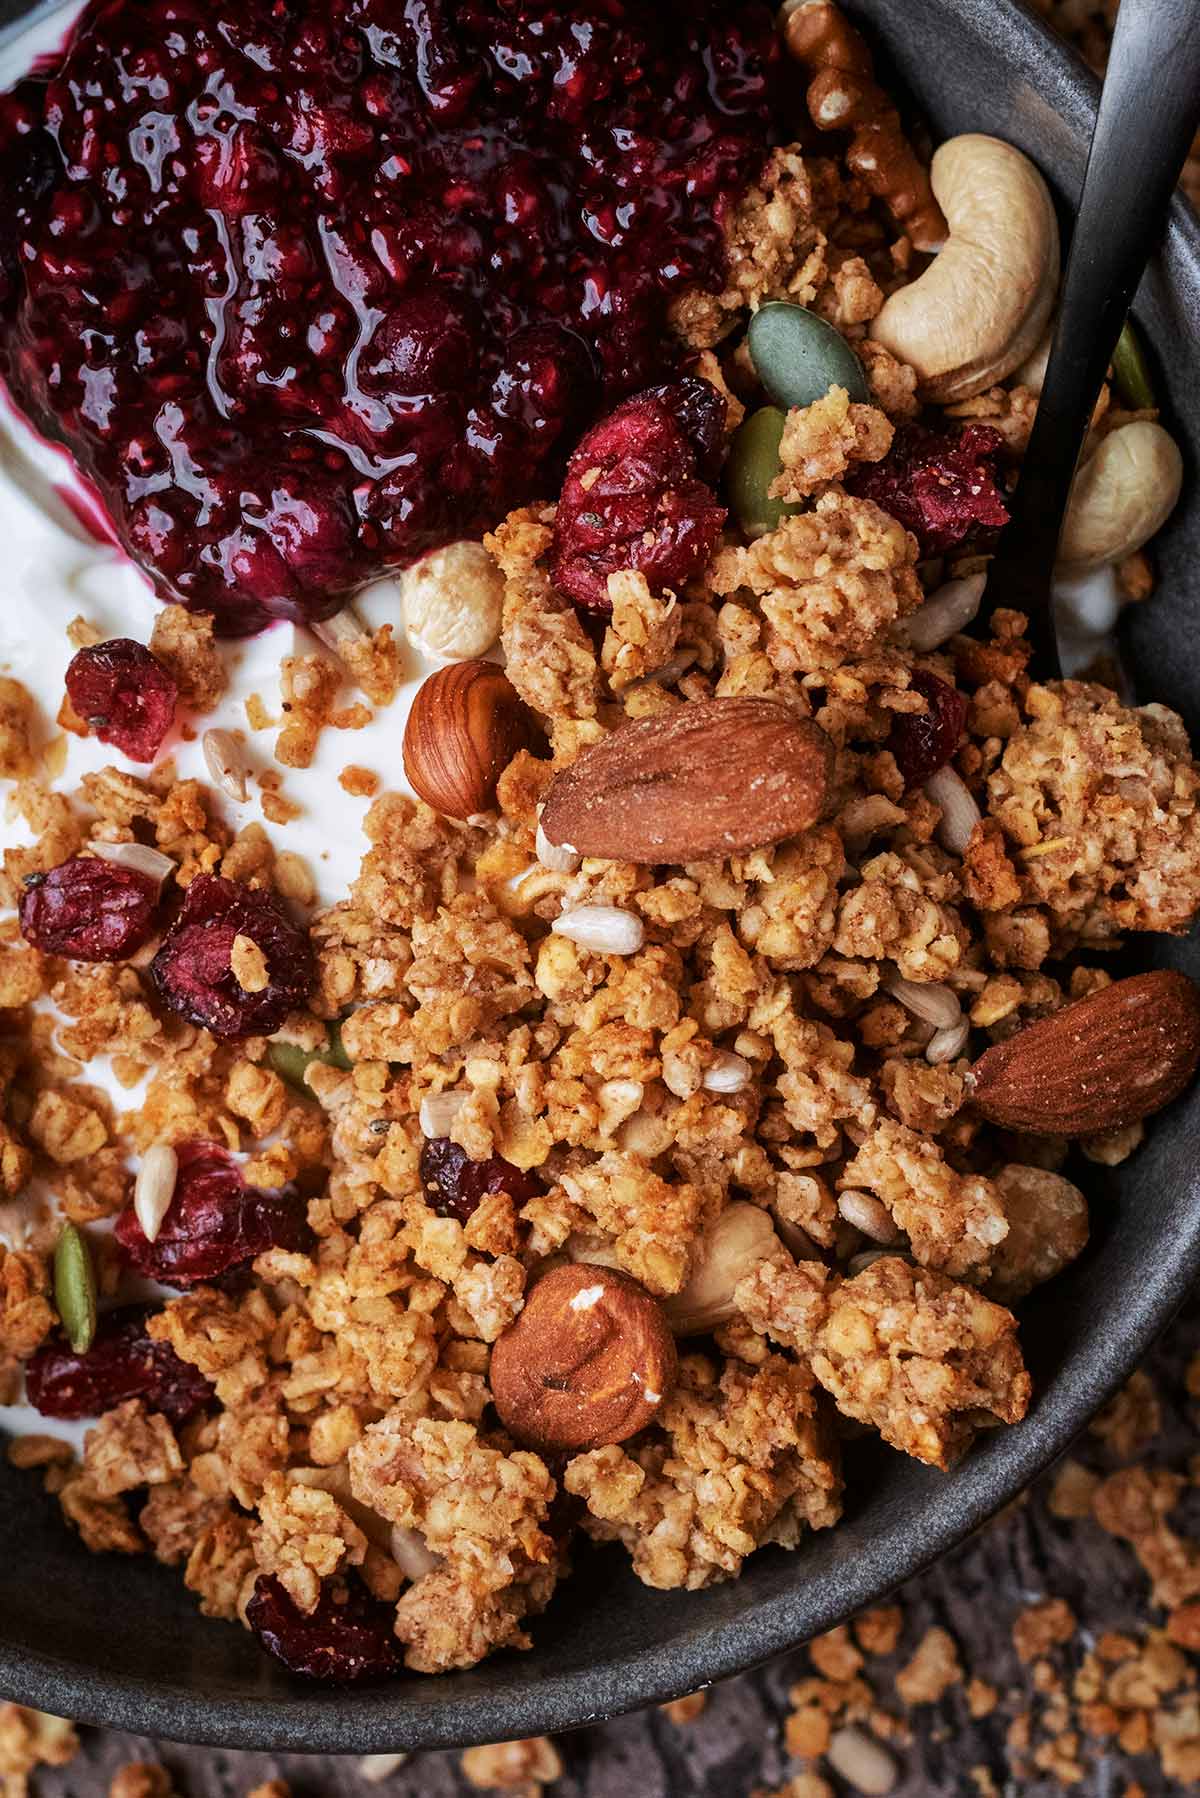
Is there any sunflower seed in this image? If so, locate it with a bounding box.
[826,1725,898,1795]
[418,1091,466,1138]
[927,1018,971,1065]
[837,1189,902,1245]
[90,840,175,884]
[884,975,961,1031]
[552,905,645,956]
[134,1144,179,1244]
[202,728,249,803]
[900,571,987,651]
[924,764,982,856]
[358,1754,408,1784]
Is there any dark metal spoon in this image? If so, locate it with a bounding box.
[987,0,1200,674]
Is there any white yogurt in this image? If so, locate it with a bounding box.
[0,0,447,1443]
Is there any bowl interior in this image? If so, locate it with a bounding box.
[2,0,1200,1755]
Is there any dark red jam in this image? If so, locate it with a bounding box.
[0,0,785,635]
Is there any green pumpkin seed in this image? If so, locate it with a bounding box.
[54,1222,97,1355]
[266,1021,353,1091]
[727,407,805,539]
[747,301,870,411]
[1112,318,1155,411]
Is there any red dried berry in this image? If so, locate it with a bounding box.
[19,855,162,961]
[550,377,728,613]
[149,874,314,1040]
[65,639,177,761]
[419,1138,543,1228]
[246,1573,403,1684]
[24,1307,214,1421]
[114,1139,310,1287]
[847,423,1010,559]
[890,670,970,788]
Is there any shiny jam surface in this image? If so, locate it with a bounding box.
[0,0,785,633]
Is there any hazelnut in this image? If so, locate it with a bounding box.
[402,659,535,819]
[663,1202,786,1335]
[400,540,504,660]
[490,1263,677,1453]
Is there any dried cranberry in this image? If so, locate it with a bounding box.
[419,1138,543,1228]
[550,378,728,613]
[114,1140,310,1287]
[246,1573,403,1683]
[64,639,177,762]
[846,423,1010,559]
[19,856,162,961]
[149,874,314,1040]
[24,1307,213,1422]
[0,0,784,634]
[890,670,970,788]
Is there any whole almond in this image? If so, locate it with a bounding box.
[490,1262,677,1453]
[540,696,833,864]
[403,659,534,819]
[967,969,1200,1136]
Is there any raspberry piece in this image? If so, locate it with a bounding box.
[419,1138,543,1228]
[114,1140,310,1287]
[149,874,314,1040]
[846,423,1010,559]
[19,856,162,961]
[64,639,177,762]
[0,0,784,633]
[246,1574,403,1684]
[24,1307,214,1421]
[550,377,728,613]
[890,670,970,788]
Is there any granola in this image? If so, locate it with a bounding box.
[0,0,1197,1698]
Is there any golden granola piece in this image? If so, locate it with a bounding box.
[557,1151,714,1296]
[810,1257,1030,1468]
[0,676,35,778]
[82,1399,184,1497]
[988,681,1200,945]
[841,1118,1007,1279]
[253,1470,368,1613]
[349,1414,560,1673]
[0,1246,54,1362]
[710,491,922,675]
[565,1353,841,1589]
[772,389,894,503]
[489,506,601,720]
[148,604,228,712]
[668,147,838,347]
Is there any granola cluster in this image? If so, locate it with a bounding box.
[2,2,1199,1693]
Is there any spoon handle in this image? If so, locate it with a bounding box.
[992,0,1200,668]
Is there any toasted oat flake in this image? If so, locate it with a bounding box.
[230,933,269,993]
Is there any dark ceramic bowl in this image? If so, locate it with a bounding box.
[2,0,1199,1756]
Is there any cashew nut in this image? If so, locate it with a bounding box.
[869,134,1060,402]
[1057,420,1183,571]
[663,1202,787,1336]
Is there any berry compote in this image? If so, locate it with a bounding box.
[0,0,786,634]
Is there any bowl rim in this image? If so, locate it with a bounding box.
[1,0,1199,1756]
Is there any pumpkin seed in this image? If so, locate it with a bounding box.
[727,406,804,539]
[266,1021,352,1091]
[1112,318,1155,410]
[747,300,870,410]
[54,1222,97,1354]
